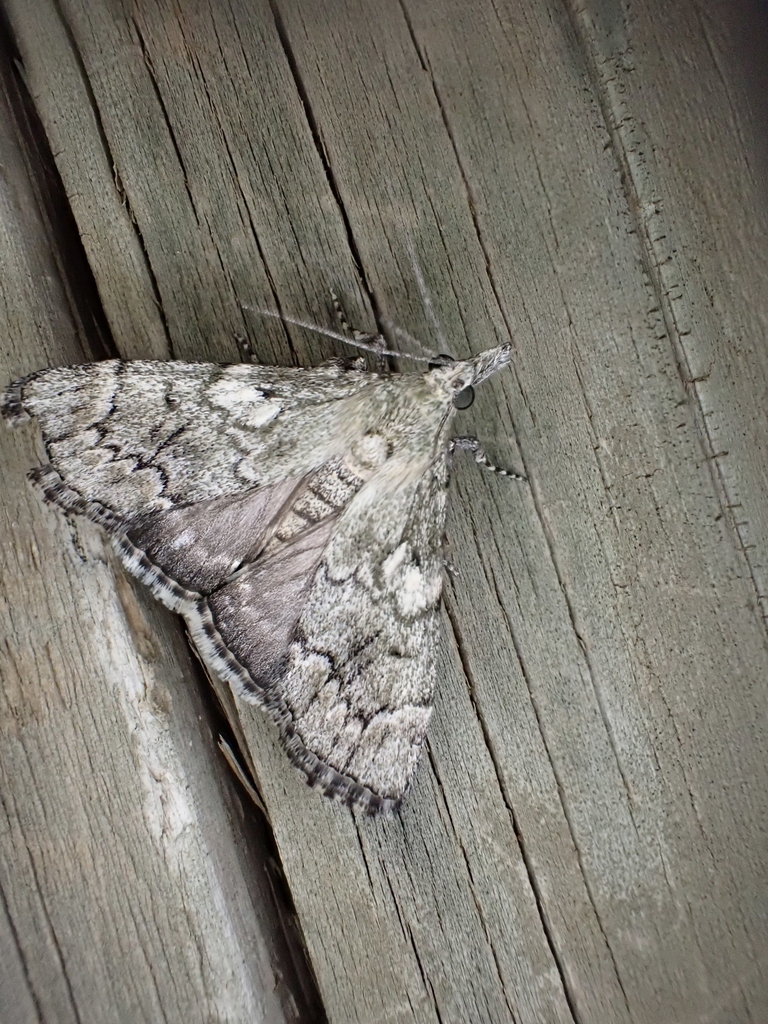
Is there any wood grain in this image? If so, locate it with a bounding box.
[0,23,316,1024]
[1,0,766,1021]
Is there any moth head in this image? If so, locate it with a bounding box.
[427,343,513,409]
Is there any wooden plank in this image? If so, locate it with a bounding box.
[573,0,768,622]
[568,3,768,1016]
[2,0,766,1022]
[0,27,316,1024]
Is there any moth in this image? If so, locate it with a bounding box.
[2,313,520,813]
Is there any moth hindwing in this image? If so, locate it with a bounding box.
[2,341,513,813]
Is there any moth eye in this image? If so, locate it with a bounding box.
[452,385,475,410]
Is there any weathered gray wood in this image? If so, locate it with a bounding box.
[573,0,768,625]
[0,33,313,1024]
[1,0,767,1022]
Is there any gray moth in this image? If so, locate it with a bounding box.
[2,323,517,814]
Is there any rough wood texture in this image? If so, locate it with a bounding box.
[1,1,766,1022]
[0,24,317,1024]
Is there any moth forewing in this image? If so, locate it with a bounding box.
[2,339,515,813]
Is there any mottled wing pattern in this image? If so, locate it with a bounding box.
[3,359,443,811]
[183,453,449,812]
[3,345,513,813]
[2,359,376,514]
[282,460,449,810]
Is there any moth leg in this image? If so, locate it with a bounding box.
[330,291,389,373]
[449,436,527,481]
[234,333,253,362]
[442,533,459,579]
[444,557,459,579]
[330,290,376,343]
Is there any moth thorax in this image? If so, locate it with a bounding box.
[345,432,389,479]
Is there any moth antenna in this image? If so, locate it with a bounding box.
[407,239,449,354]
[246,306,432,364]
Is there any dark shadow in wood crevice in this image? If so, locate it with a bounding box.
[182,621,330,1024]
[0,12,328,1022]
[0,9,115,364]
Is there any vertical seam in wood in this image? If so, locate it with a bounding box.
[0,866,46,1023]
[515,474,640,827]
[481,559,635,1020]
[561,0,768,630]
[11,813,85,1024]
[0,9,116,363]
[378,861,446,1021]
[397,0,519,356]
[43,2,173,357]
[442,590,585,1024]
[267,0,386,333]
[426,745,521,1023]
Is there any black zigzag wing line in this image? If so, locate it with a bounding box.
[272,466,449,812]
[30,466,397,814]
[1,372,36,425]
[29,466,202,611]
[30,465,127,535]
[184,601,398,815]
